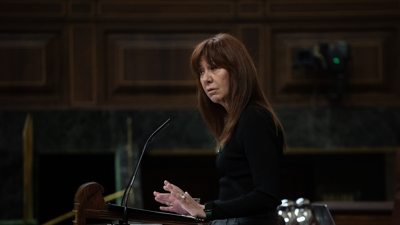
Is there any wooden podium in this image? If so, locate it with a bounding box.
[73,182,204,225]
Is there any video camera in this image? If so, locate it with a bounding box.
[292,41,350,101]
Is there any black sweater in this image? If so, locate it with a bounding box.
[212,103,283,219]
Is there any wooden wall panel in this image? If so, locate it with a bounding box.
[0,42,45,85]
[269,23,400,106]
[69,25,96,106]
[0,30,68,108]
[100,32,214,108]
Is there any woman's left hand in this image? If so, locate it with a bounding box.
[155,180,206,218]
[153,191,188,215]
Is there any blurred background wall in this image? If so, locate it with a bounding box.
[0,0,399,225]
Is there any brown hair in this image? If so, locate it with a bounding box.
[190,33,286,151]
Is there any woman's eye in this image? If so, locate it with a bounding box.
[199,70,204,76]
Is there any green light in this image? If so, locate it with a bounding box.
[333,57,340,64]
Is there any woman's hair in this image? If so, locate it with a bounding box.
[190,33,286,151]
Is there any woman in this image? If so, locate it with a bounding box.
[153,33,286,225]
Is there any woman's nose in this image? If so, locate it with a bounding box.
[202,70,212,82]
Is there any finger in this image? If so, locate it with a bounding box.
[163,181,175,192]
[164,181,184,193]
[154,192,174,204]
[160,205,184,215]
[162,183,188,206]
[163,185,171,192]
[154,198,168,205]
[154,193,168,200]
[155,194,173,202]
[164,180,173,186]
[155,192,170,199]
[166,184,184,197]
[155,194,178,205]
[163,184,177,192]
[159,206,176,213]
[183,192,198,206]
[183,191,196,201]
[171,184,184,193]
[155,196,171,202]
[163,183,178,192]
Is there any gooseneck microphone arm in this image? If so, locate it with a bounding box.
[119,118,171,225]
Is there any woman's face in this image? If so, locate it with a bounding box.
[199,58,230,110]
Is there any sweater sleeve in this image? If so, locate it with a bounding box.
[212,106,282,219]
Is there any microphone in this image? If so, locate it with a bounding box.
[119,118,170,225]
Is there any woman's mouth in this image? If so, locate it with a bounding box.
[207,88,216,95]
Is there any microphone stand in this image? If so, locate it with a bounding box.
[119,118,170,225]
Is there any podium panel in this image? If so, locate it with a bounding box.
[73,182,205,225]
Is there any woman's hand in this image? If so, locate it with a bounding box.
[153,191,188,215]
[154,180,206,218]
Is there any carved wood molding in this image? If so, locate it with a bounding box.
[1,0,399,21]
[68,0,95,17]
[0,0,66,17]
[266,0,400,19]
[97,0,235,20]
[238,1,264,18]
